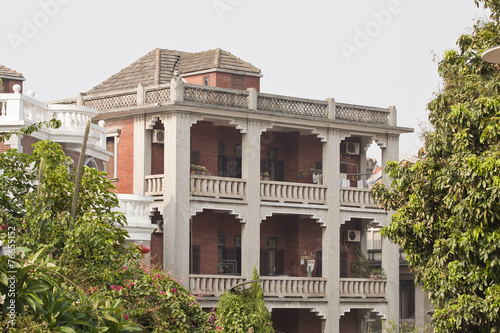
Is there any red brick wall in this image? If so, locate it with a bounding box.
[0,142,10,153]
[151,121,165,175]
[106,138,115,178]
[103,118,135,194]
[340,219,361,278]
[261,215,322,277]
[1,79,23,93]
[191,210,242,275]
[190,121,242,176]
[21,136,40,155]
[260,131,322,183]
[340,310,358,333]
[151,233,164,269]
[183,72,260,91]
[272,309,323,333]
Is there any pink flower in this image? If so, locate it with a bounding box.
[0,225,6,230]
[110,285,116,289]
[172,288,177,293]
[123,314,129,320]
[159,291,165,295]
[217,326,222,330]
[123,266,128,270]
[116,286,123,290]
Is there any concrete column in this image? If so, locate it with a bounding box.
[326,98,336,120]
[162,112,191,287]
[381,134,400,330]
[241,120,261,279]
[133,116,147,195]
[323,128,342,332]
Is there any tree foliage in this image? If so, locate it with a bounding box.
[371,2,500,331]
[0,138,218,332]
[215,267,274,333]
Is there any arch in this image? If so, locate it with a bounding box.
[261,208,327,227]
[84,157,98,169]
[190,206,245,223]
[190,115,247,133]
[146,115,164,129]
[262,124,327,142]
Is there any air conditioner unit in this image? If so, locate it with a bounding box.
[345,230,361,242]
[341,142,360,155]
[152,130,165,144]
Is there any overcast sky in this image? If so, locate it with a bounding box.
[1,0,490,160]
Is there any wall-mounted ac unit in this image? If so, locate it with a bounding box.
[341,142,360,155]
[345,230,361,242]
[153,130,164,144]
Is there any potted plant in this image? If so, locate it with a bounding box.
[190,164,196,175]
[201,167,208,175]
[195,165,202,175]
[263,172,270,180]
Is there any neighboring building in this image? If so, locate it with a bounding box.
[0,66,156,248]
[48,48,425,332]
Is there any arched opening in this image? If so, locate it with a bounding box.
[190,209,243,275]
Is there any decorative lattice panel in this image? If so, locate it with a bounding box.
[336,105,389,124]
[145,88,170,104]
[257,96,327,118]
[85,93,137,111]
[184,87,248,109]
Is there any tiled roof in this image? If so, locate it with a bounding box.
[0,65,25,80]
[87,48,261,94]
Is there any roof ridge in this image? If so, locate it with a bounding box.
[155,49,161,85]
[0,65,25,79]
[213,48,221,68]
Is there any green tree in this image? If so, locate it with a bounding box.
[371,2,500,331]
[215,267,274,332]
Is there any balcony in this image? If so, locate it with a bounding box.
[261,180,326,205]
[340,187,380,209]
[114,193,157,242]
[191,175,247,200]
[189,275,387,299]
[0,90,107,152]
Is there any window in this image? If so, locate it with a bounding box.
[204,77,209,86]
[106,129,120,179]
[400,280,415,319]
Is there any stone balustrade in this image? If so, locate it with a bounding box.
[340,188,380,209]
[63,80,394,126]
[189,275,387,299]
[115,193,156,242]
[261,181,327,205]
[190,175,247,200]
[189,275,246,297]
[145,174,164,196]
[0,91,106,151]
[260,276,327,298]
[339,278,387,298]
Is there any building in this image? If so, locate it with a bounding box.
[5,46,428,331]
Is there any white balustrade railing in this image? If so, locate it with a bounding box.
[191,175,246,200]
[340,188,380,209]
[260,276,327,298]
[261,181,326,205]
[189,275,246,297]
[339,278,386,298]
[114,193,156,242]
[145,174,164,196]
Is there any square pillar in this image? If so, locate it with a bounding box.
[162,112,191,287]
[241,120,262,279]
[322,128,342,333]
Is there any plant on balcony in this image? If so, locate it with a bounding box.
[263,172,270,180]
[201,166,208,175]
[350,249,371,278]
[195,165,202,174]
[190,164,196,175]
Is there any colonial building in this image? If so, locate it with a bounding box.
[53,48,427,331]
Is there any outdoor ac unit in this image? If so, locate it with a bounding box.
[341,142,360,155]
[345,230,361,242]
[152,130,165,144]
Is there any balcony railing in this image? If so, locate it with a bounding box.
[340,188,380,209]
[59,79,395,126]
[339,278,386,298]
[189,275,246,297]
[260,276,326,298]
[190,175,247,200]
[0,91,106,152]
[114,194,157,242]
[189,275,387,299]
[261,180,327,205]
[145,174,164,196]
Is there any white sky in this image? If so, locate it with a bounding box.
[0,0,489,160]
